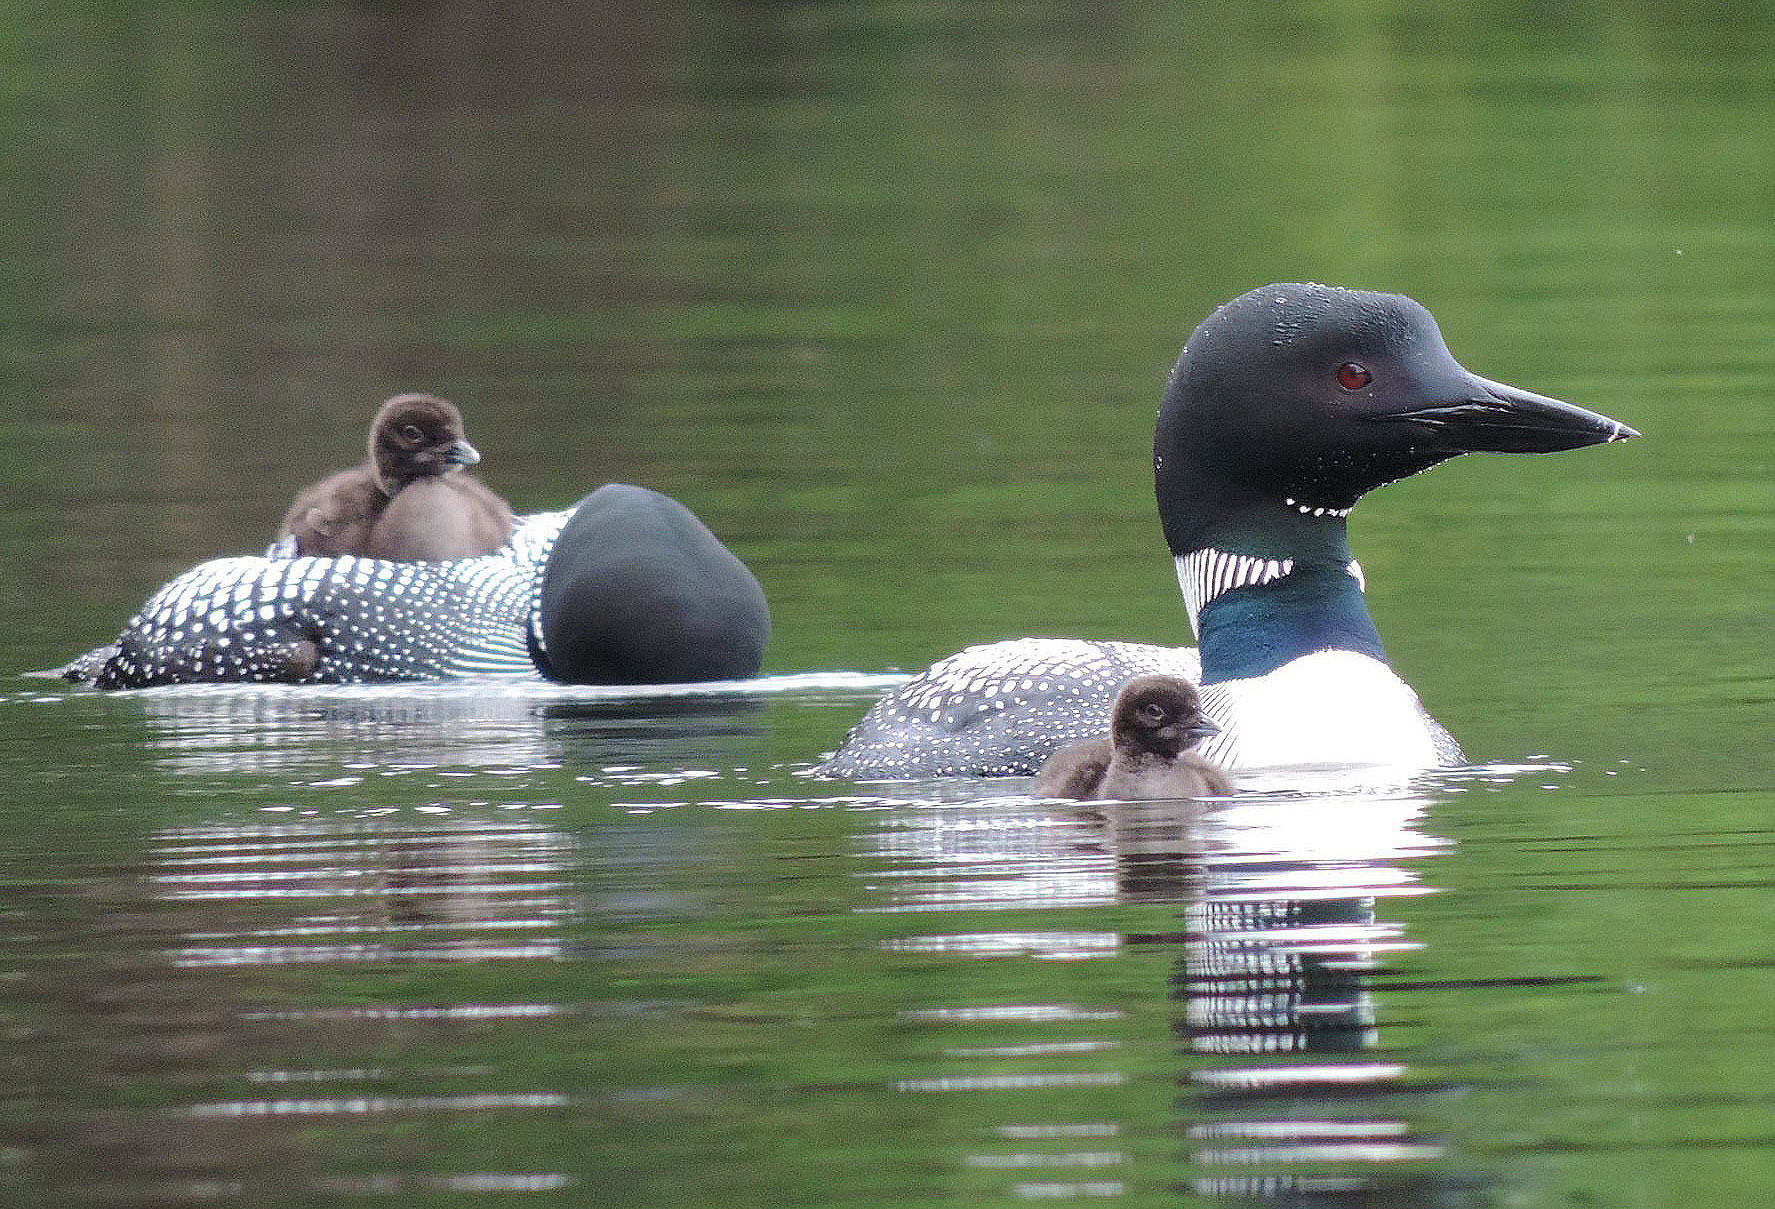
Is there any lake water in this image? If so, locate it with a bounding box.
[3,4,1773,1206]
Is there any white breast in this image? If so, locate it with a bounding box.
[1196,649,1454,771]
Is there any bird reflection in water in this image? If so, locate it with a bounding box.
[154,814,579,967]
[871,783,1478,1205]
[1083,792,1470,1205]
[123,682,773,777]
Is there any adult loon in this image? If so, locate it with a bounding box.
[274,393,515,561]
[63,484,771,688]
[1033,674,1232,800]
[821,282,1637,779]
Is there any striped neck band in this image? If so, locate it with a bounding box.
[1174,548,1365,635]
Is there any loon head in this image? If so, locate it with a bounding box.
[1112,674,1221,758]
[369,393,482,495]
[1153,283,1637,559]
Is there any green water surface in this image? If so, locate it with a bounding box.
[1,4,1772,1206]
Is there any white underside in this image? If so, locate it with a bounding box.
[1197,649,1447,772]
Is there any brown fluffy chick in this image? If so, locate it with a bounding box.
[1033,674,1231,800]
[275,393,514,561]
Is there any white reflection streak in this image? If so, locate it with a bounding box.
[179,1091,570,1117]
[315,1173,575,1194]
[1189,1120,1409,1139]
[1192,1063,1408,1088]
[882,932,1119,960]
[158,882,572,901]
[153,858,569,875]
[155,822,565,846]
[1207,867,1432,901]
[1195,1143,1445,1165]
[183,912,566,941]
[246,1068,387,1083]
[1012,1180,1125,1199]
[964,1152,1124,1168]
[153,838,568,861]
[997,1124,1120,1139]
[172,940,564,967]
[899,1005,1124,1023]
[240,1003,562,1022]
[947,1041,1118,1059]
[856,875,1115,913]
[896,1073,1126,1093]
[434,1174,575,1192]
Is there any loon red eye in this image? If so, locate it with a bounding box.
[1336,362,1371,391]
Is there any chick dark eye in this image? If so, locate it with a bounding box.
[1336,362,1372,391]
[1138,704,1166,725]
[401,424,425,442]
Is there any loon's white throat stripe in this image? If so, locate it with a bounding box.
[1175,549,1292,634]
[1174,549,1366,635]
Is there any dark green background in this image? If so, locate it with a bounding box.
[1,4,1771,1206]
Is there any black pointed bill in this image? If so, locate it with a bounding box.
[1375,373,1639,454]
[443,439,482,467]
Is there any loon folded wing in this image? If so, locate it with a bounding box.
[93,552,541,688]
[817,638,1202,779]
